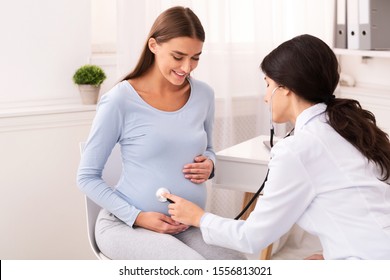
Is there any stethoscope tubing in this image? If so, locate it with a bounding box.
[234,128,294,220]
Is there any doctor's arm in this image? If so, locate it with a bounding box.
[166,142,316,254]
[164,193,205,227]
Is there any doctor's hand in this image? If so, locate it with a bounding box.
[163,193,205,227]
[134,211,189,235]
[183,155,214,184]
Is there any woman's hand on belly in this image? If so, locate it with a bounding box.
[134,211,189,234]
[183,155,214,184]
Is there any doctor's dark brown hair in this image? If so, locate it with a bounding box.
[261,34,390,182]
[121,6,205,81]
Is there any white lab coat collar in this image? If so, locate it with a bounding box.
[294,103,327,134]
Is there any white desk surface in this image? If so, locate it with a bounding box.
[213,135,272,193]
[216,135,271,164]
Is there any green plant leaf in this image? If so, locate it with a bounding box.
[73,64,107,86]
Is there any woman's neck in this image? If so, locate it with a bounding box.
[137,66,188,96]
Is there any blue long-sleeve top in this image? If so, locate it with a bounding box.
[77,77,216,227]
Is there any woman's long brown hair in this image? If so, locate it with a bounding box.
[121,6,205,81]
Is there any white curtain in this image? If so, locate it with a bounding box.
[115,0,334,245]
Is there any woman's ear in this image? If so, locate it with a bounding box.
[148,38,158,54]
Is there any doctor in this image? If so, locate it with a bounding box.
[164,34,390,260]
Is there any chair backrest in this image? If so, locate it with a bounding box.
[85,196,103,259]
[79,142,122,259]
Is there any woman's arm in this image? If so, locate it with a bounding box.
[77,93,142,227]
[78,92,190,234]
[182,85,216,183]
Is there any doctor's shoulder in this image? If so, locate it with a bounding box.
[271,132,320,159]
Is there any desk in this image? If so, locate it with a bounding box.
[213,135,273,259]
[214,135,270,193]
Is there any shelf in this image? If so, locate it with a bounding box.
[333,48,390,58]
[337,85,390,97]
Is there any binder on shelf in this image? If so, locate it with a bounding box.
[347,0,360,49]
[335,0,347,48]
[358,0,390,50]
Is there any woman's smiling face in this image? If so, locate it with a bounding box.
[149,36,203,86]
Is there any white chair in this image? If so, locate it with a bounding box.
[85,196,110,259]
[79,142,122,260]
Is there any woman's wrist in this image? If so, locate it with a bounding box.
[133,211,144,227]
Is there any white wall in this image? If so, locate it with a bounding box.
[0,0,96,259]
[0,0,91,105]
[91,0,117,52]
[0,110,96,259]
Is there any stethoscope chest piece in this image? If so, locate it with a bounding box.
[156,187,171,202]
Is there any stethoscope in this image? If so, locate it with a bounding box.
[156,187,174,203]
[233,127,294,220]
[269,85,282,148]
[234,86,294,219]
[156,85,294,220]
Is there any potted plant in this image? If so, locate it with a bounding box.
[73,64,106,105]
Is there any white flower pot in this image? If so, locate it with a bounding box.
[78,85,100,105]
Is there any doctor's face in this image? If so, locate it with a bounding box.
[263,76,289,124]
